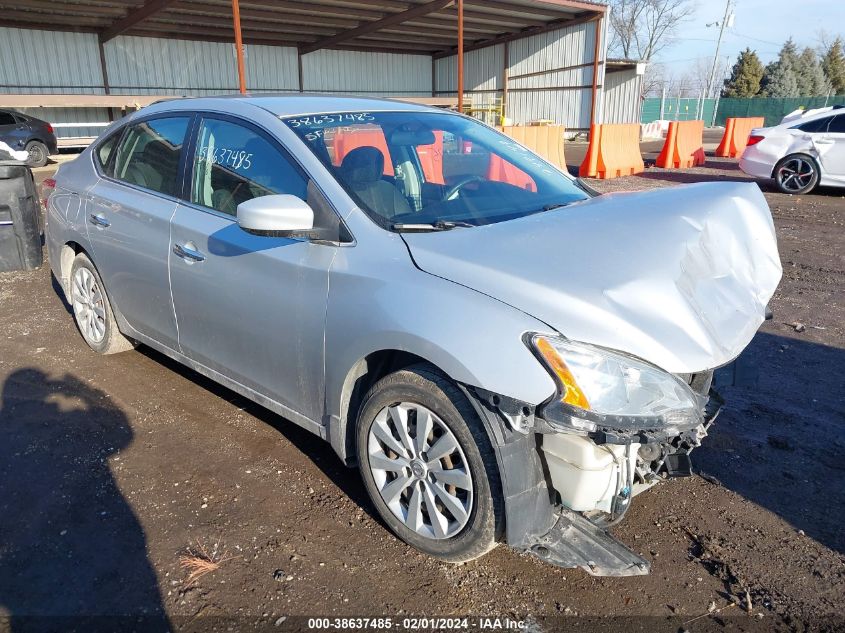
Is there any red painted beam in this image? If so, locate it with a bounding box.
[299,0,454,55]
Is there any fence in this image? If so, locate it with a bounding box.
[714,97,845,127]
[643,96,845,127]
[641,96,716,124]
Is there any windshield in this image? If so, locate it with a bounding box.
[283,111,589,230]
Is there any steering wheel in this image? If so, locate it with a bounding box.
[444,175,485,201]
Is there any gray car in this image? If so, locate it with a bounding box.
[44,95,781,576]
[0,109,57,167]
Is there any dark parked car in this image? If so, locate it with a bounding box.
[0,109,57,167]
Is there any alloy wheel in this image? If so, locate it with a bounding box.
[27,143,45,166]
[776,157,815,192]
[72,267,107,344]
[367,403,474,540]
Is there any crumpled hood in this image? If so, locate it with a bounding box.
[402,182,782,374]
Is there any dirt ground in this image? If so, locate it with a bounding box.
[0,138,843,632]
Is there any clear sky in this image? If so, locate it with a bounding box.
[653,0,840,73]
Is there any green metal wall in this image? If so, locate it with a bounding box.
[713,97,845,127]
[641,98,661,123]
[641,97,714,123]
[643,96,845,127]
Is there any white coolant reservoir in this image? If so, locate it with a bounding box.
[542,434,639,513]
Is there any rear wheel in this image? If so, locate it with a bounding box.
[774,153,818,194]
[69,253,135,354]
[356,365,503,563]
[25,140,49,168]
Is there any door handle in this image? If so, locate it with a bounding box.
[173,242,205,263]
[89,213,110,228]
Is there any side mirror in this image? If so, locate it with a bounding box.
[237,194,314,237]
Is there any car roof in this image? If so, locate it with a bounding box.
[142,93,445,118]
[781,105,843,126]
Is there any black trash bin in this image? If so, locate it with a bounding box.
[0,164,42,272]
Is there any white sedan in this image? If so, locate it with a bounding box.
[739,106,845,194]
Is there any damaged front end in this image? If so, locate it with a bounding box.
[408,181,782,576]
[461,361,724,578]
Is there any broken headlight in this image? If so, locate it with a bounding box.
[527,334,704,435]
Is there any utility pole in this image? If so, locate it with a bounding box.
[705,0,733,101]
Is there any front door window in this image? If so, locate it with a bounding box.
[191,118,307,216]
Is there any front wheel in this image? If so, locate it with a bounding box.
[774,153,819,194]
[356,365,503,563]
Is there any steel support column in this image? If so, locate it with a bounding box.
[457,0,464,112]
[589,15,601,126]
[232,0,247,94]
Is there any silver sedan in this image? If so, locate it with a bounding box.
[44,95,781,576]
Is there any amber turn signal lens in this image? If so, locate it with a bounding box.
[535,337,591,409]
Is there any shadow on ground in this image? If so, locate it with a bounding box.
[698,331,845,555]
[635,163,757,186]
[0,368,169,630]
[137,347,377,524]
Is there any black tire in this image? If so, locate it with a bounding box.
[774,153,819,195]
[25,140,49,168]
[69,253,135,355]
[355,364,503,563]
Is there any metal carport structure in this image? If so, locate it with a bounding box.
[0,0,635,146]
[0,0,606,122]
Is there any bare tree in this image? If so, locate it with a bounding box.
[816,29,835,55]
[608,0,696,61]
[642,63,688,97]
[681,55,730,97]
[642,62,668,96]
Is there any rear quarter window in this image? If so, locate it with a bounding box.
[95,132,121,177]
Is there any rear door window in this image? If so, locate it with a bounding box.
[190,117,307,216]
[795,117,830,133]
[827,115,845,134]
[113,117,190,197]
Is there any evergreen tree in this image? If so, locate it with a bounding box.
[821,36,845,95]
[796,47,831,96]
[722,48,765,97]
[780,38,800,68]
[763,63,799,97]
[762,39,800,97]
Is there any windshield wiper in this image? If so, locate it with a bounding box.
[392,220,475,232]
[519,201,575,217]
[541,202,571,211]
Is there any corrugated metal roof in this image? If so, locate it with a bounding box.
[143,93,441,117]
[0,0,605,56]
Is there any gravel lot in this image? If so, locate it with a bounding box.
[1,139,843,632]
